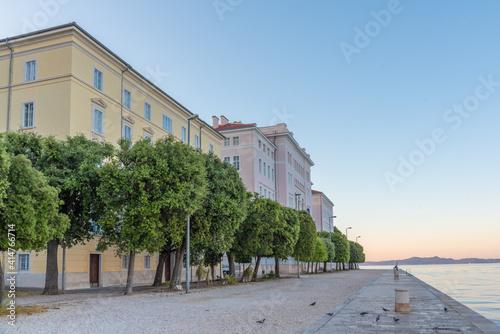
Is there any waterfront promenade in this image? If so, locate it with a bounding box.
[305,270,500,334]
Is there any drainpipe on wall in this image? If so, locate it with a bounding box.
[6,38,13,132]
[120,65,130,139]
[199,124,205,149]
[62,246,66,293]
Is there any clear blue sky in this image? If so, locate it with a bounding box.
[2,0,499,261]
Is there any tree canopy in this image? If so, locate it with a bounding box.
[0,151,69,304]
[332,231,350,264]
[294,210,317,261]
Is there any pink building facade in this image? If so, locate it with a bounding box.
[213,116,277,199]
[311,190,334,232]
[259,124,314,212]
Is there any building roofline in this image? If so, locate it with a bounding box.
[217,124,277,150]
[0,22,224,140]
[259,126,314,166]
[312,190,334,207]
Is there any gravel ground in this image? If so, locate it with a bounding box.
[2,269,384,334]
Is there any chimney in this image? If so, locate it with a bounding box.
[220,115,229,126]
[212,116,219,128]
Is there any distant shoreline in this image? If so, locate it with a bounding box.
[363,256,500,266]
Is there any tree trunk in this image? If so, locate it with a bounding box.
[124,251,135,295]
[211,265,215,282]
[152,250,168,286]
[315,262,318,273]
[323,261,328,272]
[228,254,235,277]
[170,240,186,289]
[306,261,309,273]
[274,258,280,278]
[43,239,59,295]
[252,256,262,281]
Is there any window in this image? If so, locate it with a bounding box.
[268,166,271,179]
[18,254,30,271]
[122,254,129,269]
[194,135,200,149]
[123,124,132,141]
[93,67,103,91]
[162,114,173,133]
[24,60,37,82]
[93,108,104,135]
[272,169,275,182]
[144,255,151,270]
[144,133,152,143]
[144,102,151,121]
[224,138,230,146]
[288,173,292,186]
[233,137,239,145]
[259,159,262,173]
[209,144,214,153]
[260,186,262,197]
[263,162,266,176]
[271,151,274,160]
[91,220,102,235]
[258,140,261,148]
[264,189,267,198]
[263,144,266,152]
[289,197,294,208]
[181,127,187,142]
[22,102,35,128]
[123,89,131,109]
[233,156,240,170]
[272,193,275,201]
[267,148,270,155]
[224,157,231,163]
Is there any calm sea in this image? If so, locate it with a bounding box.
[360,263,500,325]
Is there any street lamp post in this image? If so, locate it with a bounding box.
[294,193,301,278]
[186,114,198,294]
[328,216,336,272]
[346,226,352,240]
[356,236,361,243]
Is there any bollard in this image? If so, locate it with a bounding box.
[395,289,410,312]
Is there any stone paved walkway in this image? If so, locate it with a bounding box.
[305,270,500,334]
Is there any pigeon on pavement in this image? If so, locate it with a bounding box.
[383,307,390,312]
[444,306,448,312]
[376,314,381,322]
[360,312,368,316]
[257,319,265,324]
[393,317,400,323]
[326,313,334,316]
[310,301,316,306]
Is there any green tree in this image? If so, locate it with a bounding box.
[294,210,317,274]
[0,142,9,207]
[188,153,248,282]
[0,154,69,304]
[233,197,282,281]
[2,132,114,295]
[332,231,350,271]
[349,242,365,269]
[98,137,207,294]
[154,139,208,289]
[321,237,336,272]
[271,207,300,278]
[310,237,328,273]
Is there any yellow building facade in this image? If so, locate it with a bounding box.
[0,23,223,289]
